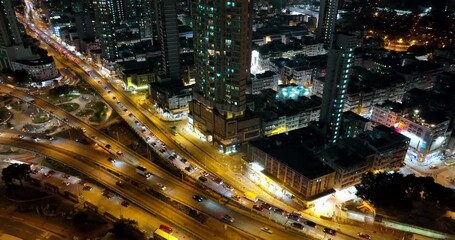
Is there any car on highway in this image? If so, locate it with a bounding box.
[260,227,272,234]
[107,157,116,163]
[121,200,130,207]
[45,135,55,141]
[261,203,272,210]
[116,151,123,156]
[304,220,316,228]
[82,185,92,191]
[357,232,371,239]
[185,166,194,172]
[116,181,125,187]
[62,181,70,186]
[223,184,233,191]
[253,205,264,211]
[157,183,166,191]
[213,177,223,184]
[200,171,209,177]
[222,214,234,223]
[63,174,71,179]
[290,222,304,230]
[168,155,176,160]
[323,227,336,236]
[288,213,301,221]
[273,207,288,216]
[18,134,24,139]
[43,170,56,178]
[192,195,204,202]
[159,225,173,234]
[198,176,208,182]
[159,148,166,153]
[105,144,112,149]
[179,158,188,164]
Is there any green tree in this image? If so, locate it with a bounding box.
[112,219,145,240]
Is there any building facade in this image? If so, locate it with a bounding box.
[92,0,117,61]
[319,33,359,144]
[0,0,33,69]
[12,58,59,81]
[189,0,260,152]
[316,0,339,47]
[156,0,180,80]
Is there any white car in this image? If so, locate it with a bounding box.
[157,183,166,191]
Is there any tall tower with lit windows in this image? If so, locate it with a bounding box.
[156,0,180,80]
[92,0,117,61]
[320,33,359,145]
[316,0,339,47]
[189,0,259,153]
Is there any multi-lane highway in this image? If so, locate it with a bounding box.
[0,130,321,240]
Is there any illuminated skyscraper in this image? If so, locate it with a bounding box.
[156,0,180,80]
[320,33,359,144]
[189,0,259,152]
[92,0,117,61]
[316,0,339,47]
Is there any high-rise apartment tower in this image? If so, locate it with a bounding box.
[320,33,359,144]
[156,0,180,80]
[189,0,259,152]
[316,0,339,47]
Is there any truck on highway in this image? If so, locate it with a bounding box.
[244,191,258,202]
[136,166,151,178]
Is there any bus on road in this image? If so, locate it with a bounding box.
[153,229,178,240]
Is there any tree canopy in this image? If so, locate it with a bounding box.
[356,172,455,212]
[112,219,146,240]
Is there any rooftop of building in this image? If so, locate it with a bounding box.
[375,100,406,114]
[14,57,54,66]
[251,70,277,79]
[119,57,160,76]
[403,108,449,127]
[342,111,369,123]
[149,80,191,96]
[357,125,410,152]
[249,127,333,179]
[322,138,375,169]
[393,61,442,75]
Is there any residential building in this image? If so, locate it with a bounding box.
[371,100,406,128]
[247,128,335,201]
[357,125,409,172]
[12,57,59,82]
[247,71,279,94]
[156,0,180,80]
[0,0,33,69]
[396,109,451,162]
[393,61,443,91]
[316,0,340,47]
[373,100,451,162]
[321,138,375,189]
[149,81,192,117]
[92,0,117,61]
[319,32,359,144]
[189,0,260,152]
[340,111,371,139]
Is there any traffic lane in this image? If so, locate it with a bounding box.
[0,215,62,240]
[2,134,311,240]
[0,137,224,240]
